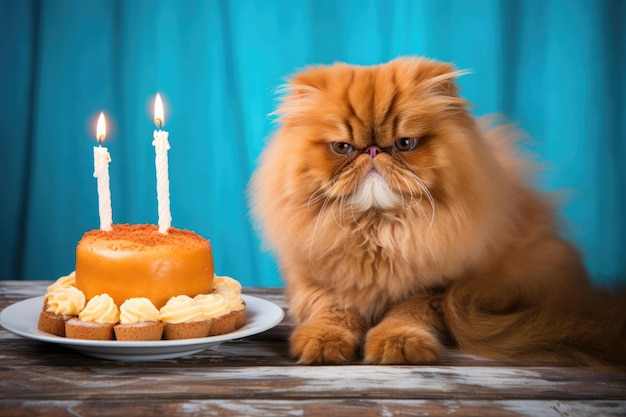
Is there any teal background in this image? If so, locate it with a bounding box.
[1,0,624,287]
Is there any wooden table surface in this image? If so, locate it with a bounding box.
[1,281,625,417]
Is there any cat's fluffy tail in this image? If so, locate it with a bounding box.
[441,273,626,371]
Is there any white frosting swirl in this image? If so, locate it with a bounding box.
[119,297,161,324]
[79,294,120,324]
[159,295,206,324]
[45,286,85,316]
[212,287,244,311]
[194,293,231,318]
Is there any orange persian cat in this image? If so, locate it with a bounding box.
[250,57,626,369]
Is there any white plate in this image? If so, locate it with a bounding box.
[0,294,284,361]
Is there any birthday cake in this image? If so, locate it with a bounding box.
[37,95,246,341]
[38,226,246,340]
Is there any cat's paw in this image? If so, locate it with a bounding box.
[364,325,441,364]
[290,321,361,364]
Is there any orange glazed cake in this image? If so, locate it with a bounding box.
[75,224,214,309]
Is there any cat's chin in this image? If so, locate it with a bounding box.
[349,172,402,212]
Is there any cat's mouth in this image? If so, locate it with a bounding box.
[349,166,402,212]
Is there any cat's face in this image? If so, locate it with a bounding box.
[272,57,483,222]
[252,57,519,305]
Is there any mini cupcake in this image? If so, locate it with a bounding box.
[38,285,86,337]
[194,293,235,336]
[211,286,246,330]
[159,295,212,340]
[41,271,78,312]
[65,293,120,340]
[114,297,163,341]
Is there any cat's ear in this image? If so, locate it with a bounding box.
[421,63,463,97]
[288,67,328,97]
[272,65,339,119]
[392,57,469,107]
[281,64,347,100]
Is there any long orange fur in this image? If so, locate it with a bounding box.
[250,57,626,370]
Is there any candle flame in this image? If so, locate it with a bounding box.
[154,93,164,128]
[96,112,106,144]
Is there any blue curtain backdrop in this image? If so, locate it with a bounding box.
[1,0,624,287]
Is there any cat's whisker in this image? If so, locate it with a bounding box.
[325,183,354,232]
[390,171,414,207]
[409,173,436,229]
[308,193,333,264]
[350,198,360,224]
[281,181,336,212]
[285,168,348,212]
[394,169,435,229]
[329,197,344,230]
[348,178,362,224]
[396,174,417,210]
[338,194,353,229]
[306,174,355,259]
[307,189,328,207]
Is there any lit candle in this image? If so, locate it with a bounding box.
[93,112,113,231]
[152,93,171,234]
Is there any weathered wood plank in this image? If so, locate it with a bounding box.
[1,362,624,401]
[1,399,625,417]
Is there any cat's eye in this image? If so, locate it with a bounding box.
[330,142,354,155]
[393,137,419,152]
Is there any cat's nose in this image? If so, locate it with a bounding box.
[368,145,381,158]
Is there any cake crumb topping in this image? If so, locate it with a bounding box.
[81,224,210,248]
